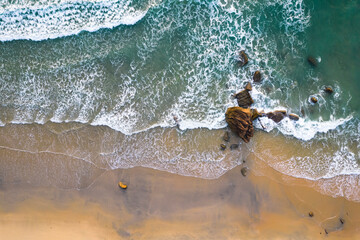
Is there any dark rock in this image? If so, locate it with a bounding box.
[220,144,226,151]
[309,211,314,217]
[324,87,333,94]
[222,132,230,142]
[288,113,300,121]
[241,167,248,177]
[234,90,254,108]
[325,229,328,235]
[225,107,254,143]
[253,71,261,82]
[310,96,318,103]
[340,218,345,224]
[245,82,252,91]
[230,144,239,150]
[238,50,249,67]
[307,56,317,67]
[266,110,286,123]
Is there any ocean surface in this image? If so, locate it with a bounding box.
[0,0,359,200]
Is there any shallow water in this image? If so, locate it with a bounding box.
[0,0,359,200]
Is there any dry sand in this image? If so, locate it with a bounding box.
[1,165,359,239]
[0,123,359,239]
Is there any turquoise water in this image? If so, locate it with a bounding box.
[0,0,359,199]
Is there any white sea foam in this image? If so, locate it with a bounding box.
[0,0,152,41]
[254,115,352,141]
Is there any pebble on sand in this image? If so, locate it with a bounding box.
[118,182,128,189]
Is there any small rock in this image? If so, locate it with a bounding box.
[220,144,226,151]
[253,71,261,82]
[222,132,230,142]
[307,56,317,67]
[230,144,239,150]
[310,96,318,103]
[245,82,252,91]
[241,167,248,177]
[234,89,254,108]
[340,218,345,224]
[118,182,127,189]
[238,50,249,67]
[324,87,333,94]
[288,113,300,121]
[325,229,328,235]
[309,211,314,217]
[266,110,286,123]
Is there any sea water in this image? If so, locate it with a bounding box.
[0,0,359,200]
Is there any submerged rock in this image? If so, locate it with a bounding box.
[300,107,305,116]
[238,50,249,67]
[225,107,254,143]
[234,89,254,108]
[222,131,230,142]
[307,56,317,67]
[325,87,333,94]
[118,182,127,189]
[253,71,261,82]
[241,167,248,177]
[266,110,287,123]
[220,144,226,150]
[340,218,345,224]
[311,96,318,103]
[288,113,300,121]
[230,144,239,150]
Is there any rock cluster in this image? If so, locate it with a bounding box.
[226,51,309,143]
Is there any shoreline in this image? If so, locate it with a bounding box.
[0,122,359,239]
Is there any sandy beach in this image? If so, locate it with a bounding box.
[1,124,359,240]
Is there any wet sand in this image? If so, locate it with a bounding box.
[0,123,360,239]
[1,165,360,239]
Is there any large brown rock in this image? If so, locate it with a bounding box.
[225,107,254,143]
[238,50,249,67]
[234,89,254,107]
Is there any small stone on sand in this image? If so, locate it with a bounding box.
[241,167,248,177]
[118,182,127,189]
